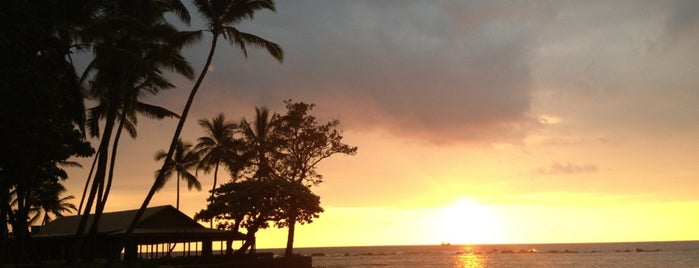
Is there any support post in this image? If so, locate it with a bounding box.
[124,241,137,262]
[202,239,212,256]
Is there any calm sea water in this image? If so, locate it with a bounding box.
[260,241,699,267]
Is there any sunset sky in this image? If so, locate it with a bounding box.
[65,1,699,248]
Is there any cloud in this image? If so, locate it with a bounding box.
[533,162,599,176]
[172,0,699,145]
[183,1,546,145]
[663,0,699,38]
[528,0,699,141]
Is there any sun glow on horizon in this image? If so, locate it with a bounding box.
[436,199,505,245]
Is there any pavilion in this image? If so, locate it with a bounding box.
[31,205,248,261]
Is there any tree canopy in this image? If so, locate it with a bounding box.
[195,177,322,254]
[194,101,356,255]
[0,1,94,262]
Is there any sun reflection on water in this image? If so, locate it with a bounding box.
[455,246,487,268]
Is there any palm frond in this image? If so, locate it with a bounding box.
[136,73,175,94]
[122,117,138,138]
[59,161,83,168]
[29,212,42,226]
[163,0,192,25]
[195,136,217,150]
[173,30,205,50]
[135,102,180,119]
[198,118,215,134]
[192,0,213,22]
[154,149,168,161]
[182,172,202,190]
[232,29,283,62]
[223,0,276,24]
[153,169,172,191]
[87,105,104,137]
[166,52,195,79]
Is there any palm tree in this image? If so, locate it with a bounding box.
[31,184,78,226]
[239,107,280,180]
[155,139,202,209]
[75,0,194,245]
[195,113,237,194]
[128,0,283,239]
[40,195,77,226]
[87,95,181,214]
[10,180,78,227]
[2,1,95,262]
[195,114,238,227]
[81,16,193,216]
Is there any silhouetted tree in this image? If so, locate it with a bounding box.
[28,181,77,226]
[65,1,193,262]
[196,101,356,257]
[195,178,322,254]
[155,139,202,210]
[196,114,243,227]
[239,107,281,180]
[127,0,283,246]
[194,108,282,242]
[76,1,193,250]
[196,115,237,194]
[8,167,80,226]
[274,101,357,256]
[0,0,94,262]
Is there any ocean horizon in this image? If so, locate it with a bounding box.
[257,240,699,267]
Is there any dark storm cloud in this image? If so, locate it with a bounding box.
[190,0,545,144]
[181,0,699,145]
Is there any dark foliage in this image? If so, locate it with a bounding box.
[0,0,95,263]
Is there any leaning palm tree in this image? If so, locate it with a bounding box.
[73,4,195,262]
[87,90,182,215]
[128,0,283,238]
[155,139,202,210]
[76,0,194,246]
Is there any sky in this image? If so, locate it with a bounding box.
[65,0,699,248]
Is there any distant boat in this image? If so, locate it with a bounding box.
[440,242,451,246]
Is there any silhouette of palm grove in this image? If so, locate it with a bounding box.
[0,0,356,266]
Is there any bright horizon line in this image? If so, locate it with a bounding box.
[256,239,699,250]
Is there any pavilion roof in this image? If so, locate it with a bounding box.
[33,205,245,241]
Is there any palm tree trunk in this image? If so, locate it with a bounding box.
[123,34,220,251]
[209,162,219,228]
[13,174,34,264]
[77,149,99,215]
[89,114,126,236]
[99,114,125,209]
[73,105,117,262]
[212,162,219,195]
[176,173,181,210]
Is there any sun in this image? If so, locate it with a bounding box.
[435,199,504,245]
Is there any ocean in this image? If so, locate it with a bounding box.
[259,241,699,267]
